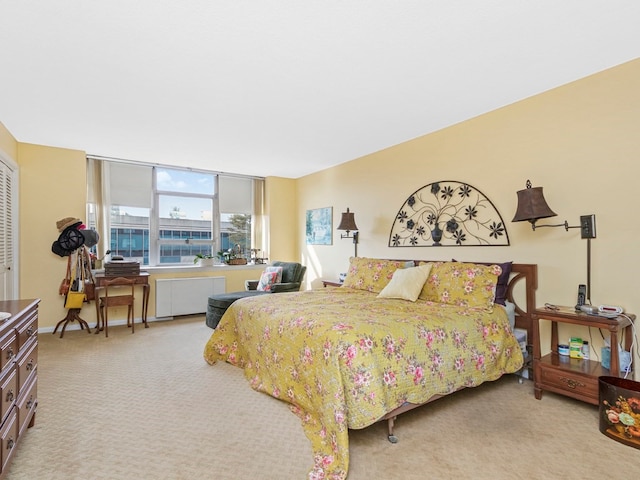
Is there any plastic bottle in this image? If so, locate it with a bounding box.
[582,341,590,360]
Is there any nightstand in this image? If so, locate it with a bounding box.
[322,280,343,288]
[531,306,635,405]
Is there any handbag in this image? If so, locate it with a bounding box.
[64,251,86,309]
[81,247,96,302]
[64,291,86,309]
[58,256,72,295]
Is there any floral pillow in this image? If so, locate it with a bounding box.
[453,259,512,306]
[263,265,283,283]
[257,268,282,292]
[418,261,501,310]
[341,257,408,293]
[377,263,432,301]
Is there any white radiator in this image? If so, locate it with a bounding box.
[155,277,225,317]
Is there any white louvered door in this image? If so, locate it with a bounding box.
[0,156,17,300]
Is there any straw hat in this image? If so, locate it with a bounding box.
[56,217,82,233]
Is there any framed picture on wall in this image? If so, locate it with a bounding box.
[306,207,332,245]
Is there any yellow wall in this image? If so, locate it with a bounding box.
[297,58,640,377]
[265,176,298,262]
[17,143,87,330]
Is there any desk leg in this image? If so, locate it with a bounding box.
[142,284,149,328]
[53,308,91,338]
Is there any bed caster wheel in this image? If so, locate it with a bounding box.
[387,434,398,444]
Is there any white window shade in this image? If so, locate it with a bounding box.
[109,162,152,208]
[219,176,253,214]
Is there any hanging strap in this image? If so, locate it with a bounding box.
[65,254,72,282]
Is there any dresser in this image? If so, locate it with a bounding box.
[0,299,39,478]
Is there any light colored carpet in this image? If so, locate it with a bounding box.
[5,316,640,480]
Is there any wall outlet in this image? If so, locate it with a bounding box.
[580,214,596,239]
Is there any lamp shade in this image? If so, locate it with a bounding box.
[337,208,358,231]
[512,181,557,223]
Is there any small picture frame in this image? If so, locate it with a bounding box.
[306,207,332,245]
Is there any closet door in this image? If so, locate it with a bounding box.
[0,157,17,301]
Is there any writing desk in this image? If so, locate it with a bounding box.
[93,272,150,330]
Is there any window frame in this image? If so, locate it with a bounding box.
[87,157,261,268]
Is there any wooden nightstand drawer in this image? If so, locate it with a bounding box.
[539,363,598,401]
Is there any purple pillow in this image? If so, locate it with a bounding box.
[452,259,512,306]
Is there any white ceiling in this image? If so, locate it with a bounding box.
[1,1,639,178]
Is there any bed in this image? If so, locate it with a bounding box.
[203,258,537,479]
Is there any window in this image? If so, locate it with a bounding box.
[87,157,263,266]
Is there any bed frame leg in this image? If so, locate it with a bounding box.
[387,416,398,443]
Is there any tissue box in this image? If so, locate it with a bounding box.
[601,347,633,373]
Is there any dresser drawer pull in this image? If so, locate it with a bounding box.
[6,437,14,450]
[26,396,34,409]
[5,389,13,403]
[26,359,34,371]
[560,377,585,389]
[27,327,35,336]
[5,348,14,360]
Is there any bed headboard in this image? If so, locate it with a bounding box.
[506,263,537,342]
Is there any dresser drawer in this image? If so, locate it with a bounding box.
[16,311,38,351]
[0,368,17,427]
[17,374,37,437]
[0,331,17,374]
[0,408,17,473]
[539,364,598,400]
[17,340,37,393]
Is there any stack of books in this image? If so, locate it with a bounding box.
[104,261,140,277]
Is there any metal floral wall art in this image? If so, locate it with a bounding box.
[388,181,510,247]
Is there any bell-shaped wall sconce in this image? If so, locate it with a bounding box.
[512,179,597,304]
[337,207,359,257]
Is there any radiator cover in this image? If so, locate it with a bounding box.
[155,277,225,317]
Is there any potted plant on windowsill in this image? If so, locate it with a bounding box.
[194,253,215,267]
[216,248,247,266]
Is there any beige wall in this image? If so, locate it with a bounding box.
[265,176,298,262]
[297,58,640,376]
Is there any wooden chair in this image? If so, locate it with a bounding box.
[97,277,135,337]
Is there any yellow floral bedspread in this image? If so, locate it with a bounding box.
[203,288,523,479]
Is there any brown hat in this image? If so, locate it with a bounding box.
[56,217,82,232]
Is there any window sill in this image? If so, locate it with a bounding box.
[92,263,266,276]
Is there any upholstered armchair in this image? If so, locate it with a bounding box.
[205,261,306,329]
[244,261,307,293]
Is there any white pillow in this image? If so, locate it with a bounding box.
[377,264,432,301]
